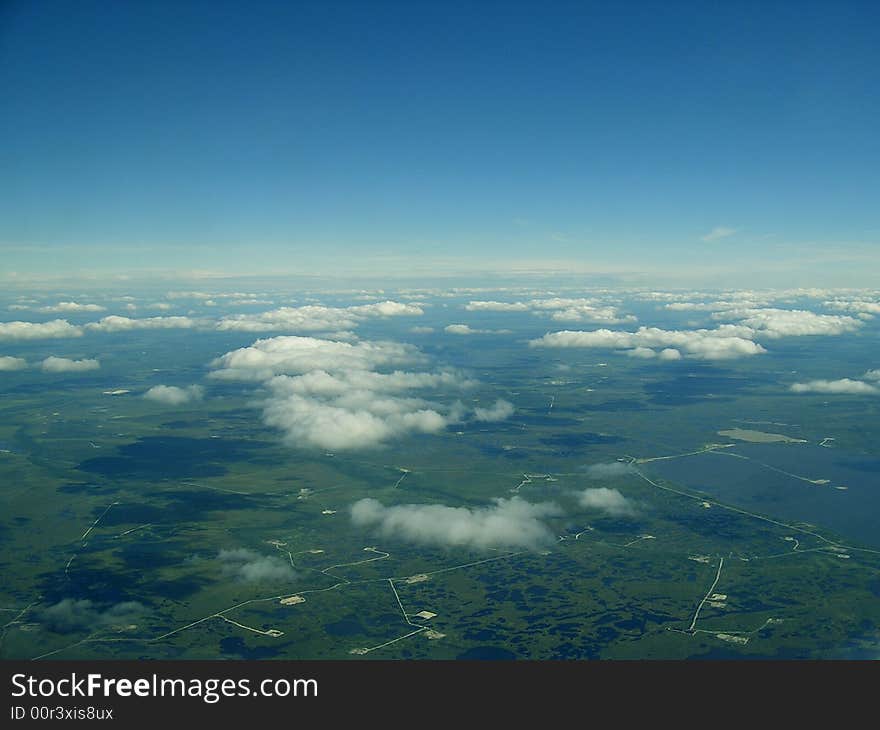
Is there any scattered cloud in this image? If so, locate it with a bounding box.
[578,487,636,517]
[530,326,766,360]
[658,348,682,360]
[465,301,530,312]
[211,335,474,450]
[445,324,483,335]
[40,356,100,372]
[0,319,83,341]
[0,355,27,371]
[350,496,562,550]
[712,308,862,338]
[582,462,635,479]
[823,299,880,317]
[701,226,737,242]
[39,301,106,313]
[473,399,515,422]
[465,297,636,324]
[626,346,657,359]
[790,379,879,395]
[216,301,422,333]
[85,315,198,332]
[41,599,145,633]
[210,335,422,382]
[262,386,452,451]
[144,384,205,405]
[444,324,512,335]
[663,298,771,312]
[409,326,435,334]
[217,548,296,583]
[536,301,866,363]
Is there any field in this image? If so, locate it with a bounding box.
[1,289,879,660]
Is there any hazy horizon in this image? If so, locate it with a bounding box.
[2,1,878,288]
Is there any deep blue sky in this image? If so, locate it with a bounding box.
[1,1,878,285]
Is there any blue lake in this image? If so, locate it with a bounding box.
[646,443,880,548]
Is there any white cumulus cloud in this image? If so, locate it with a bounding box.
[217,301,422,333]
[530,326,766,360]
[144,384,205,405]
[658,348,682,360]
[85,316,198,333]
[444,323,512,335]
[217,548,295,583]
[465,297,635,324]
[712,308,862,338]
[350,497,562,550]
[790,379,879,395]
[473,399,515,422]
[582,462,635,479]
[0,355,27,371]
[578,487,636,517]
[211,335,474,450]
[39,301,106,313]
[210,336,421,382]
[823,299,880,317]
[626,347,657,359]
[0,320,83,341]
[40,356,100,372]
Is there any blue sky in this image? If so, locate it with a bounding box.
[1,0,878,286]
